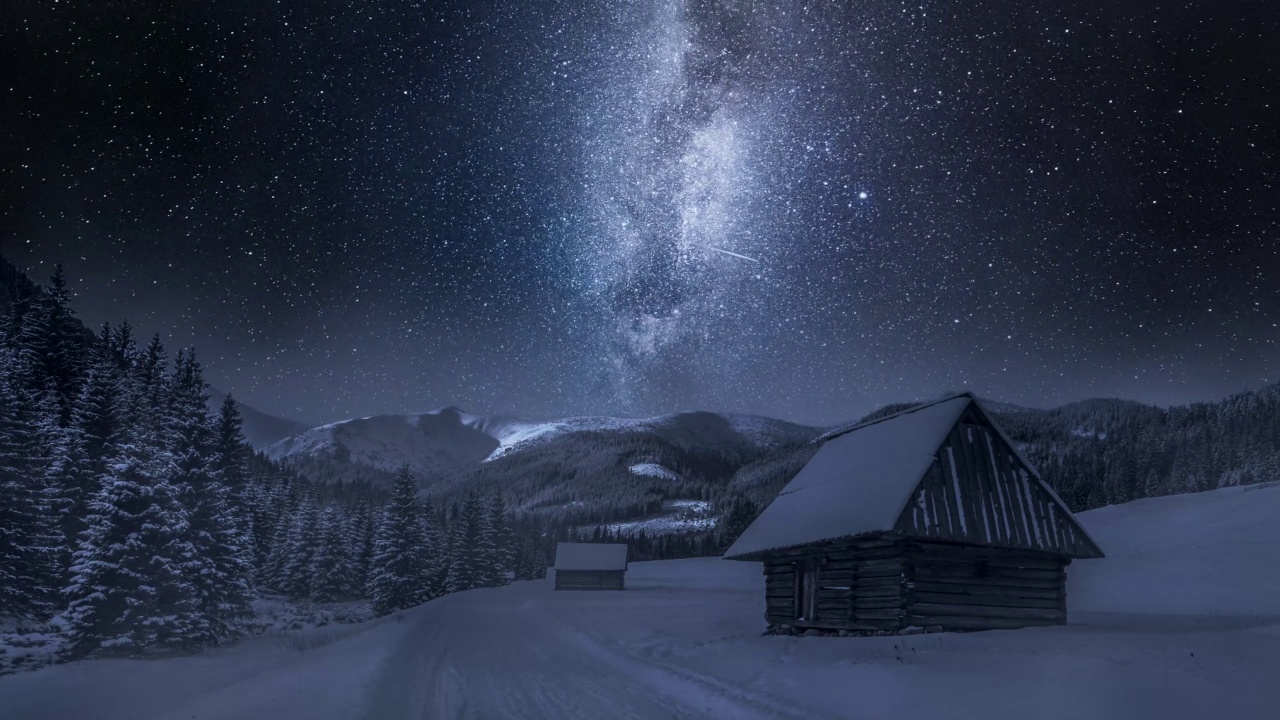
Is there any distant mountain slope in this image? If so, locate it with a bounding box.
[267,384,1280,535]
[206,387,309,449]
[266,407,823,523]
[265,407,503,477]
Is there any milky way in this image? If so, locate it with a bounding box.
[2,1,1277,424]
[572,0,784,410]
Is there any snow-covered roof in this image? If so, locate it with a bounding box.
[554,543,629,571]
[724,395,972,559]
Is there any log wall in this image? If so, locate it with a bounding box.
[905,540,1067,630]
[759,537,1069,632]
[761,537,908,631]
[554,570,626,591]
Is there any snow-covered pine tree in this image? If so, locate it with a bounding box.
[41,387,92,580]
[242,457,288,576]
[16,265,86,425]
[27,381,69,608]
[445,491,487,593]
[483,494,514,587]
[59,344,123,548]
[513,536,549,582]
[419,497,447,599]
[211,393,251,519]
[259,509,294,592]
[278,494,321,598]
[369,466,429,615]
[167,350,254,641]
[106,319,137,368]
[310,506,354,602]
[0,343,50,620]
[62,376,201,657]
[348,498,376,596]
[718,496,758,552]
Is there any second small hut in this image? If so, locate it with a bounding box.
[553,543,629,591]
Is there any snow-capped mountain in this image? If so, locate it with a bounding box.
[264,406,821,486]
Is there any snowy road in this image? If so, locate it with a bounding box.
[4,484,1280,719]
[359,579,829,720]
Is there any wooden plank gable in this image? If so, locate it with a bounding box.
[894,410,1103,558]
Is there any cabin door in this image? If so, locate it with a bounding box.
[795,559,819,622]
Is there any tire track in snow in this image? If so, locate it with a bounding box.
[516,602,837,720]
[359,591,714,719]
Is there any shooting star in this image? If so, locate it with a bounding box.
[700,245,760,263]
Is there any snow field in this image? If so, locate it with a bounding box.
[3,483,1278,719]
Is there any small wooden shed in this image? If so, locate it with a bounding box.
[553,543,628,591]
[725,393,1103,633]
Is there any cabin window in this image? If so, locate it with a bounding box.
[795,559,820,622]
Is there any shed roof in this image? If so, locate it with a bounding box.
[723,393,1103,560]
[554,543,628,571]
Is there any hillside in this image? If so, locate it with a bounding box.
[4,483,1276,719]
[268,407,822,525]
[264,385,1280,539]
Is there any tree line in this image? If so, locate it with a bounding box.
[0,266,541,660]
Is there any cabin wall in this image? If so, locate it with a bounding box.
[554,570,626,591]
[759,537,1069,632]
[760,538,908,631]
[905,540,1068,630]
[848,538,909,631]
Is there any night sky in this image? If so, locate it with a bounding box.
[2,1,1277,426]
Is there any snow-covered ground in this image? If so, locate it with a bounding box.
[628,462,682,481]
[4,484,1278,719]
[606,498,717,535]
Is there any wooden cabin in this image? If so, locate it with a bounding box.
[553,543,628,591]
[724,393,1104,634]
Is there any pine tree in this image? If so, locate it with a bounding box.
[310,506,354,602]
[63,380,200,657]
[279,496,321,598]
[368,466,429,615]
[16,266,86,424]
[211,393,251,517]
[260,506,295,592]
[26,381,69,607]
[250,464,293,574]
[62,348,123,547]
[483,494,514,587]
[419,497,447,598]
[348,499,376,596]
[445,491,486,593]
[0,345,50,619]
[718,496,758,551]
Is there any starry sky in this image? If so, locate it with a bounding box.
[1,0,1277,426]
